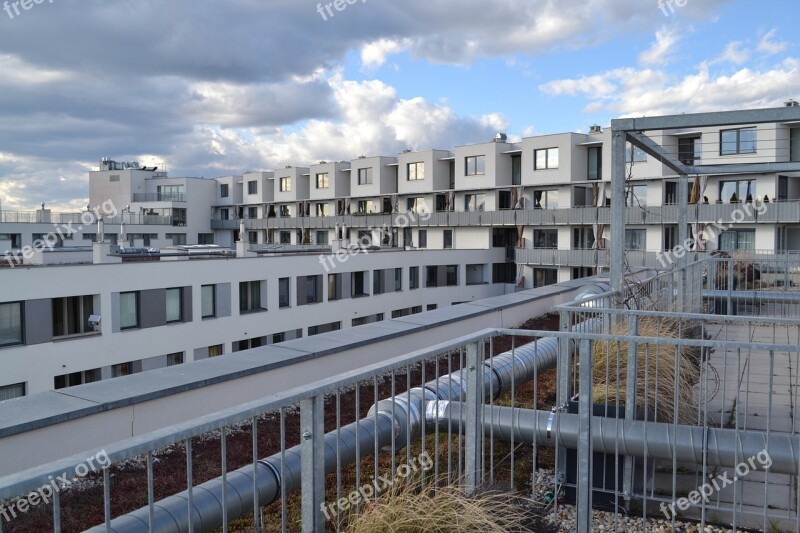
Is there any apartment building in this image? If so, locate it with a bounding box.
[2,106,800,399]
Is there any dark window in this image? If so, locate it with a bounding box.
[279,278,290,308]
[418,230,427,249]
[443,230,453,249]
[239,281,264,313]
[587,146,602,180]
[0,302,23,347]
[409,266,419,290]
[52,295,94,337]
[248,181,258,194]
[678,137,701,165]
[220,184,229,198]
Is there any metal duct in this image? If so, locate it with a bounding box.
[703,290,800,304]
[432,402,800,476]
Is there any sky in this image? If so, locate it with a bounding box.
[0,0,797,211]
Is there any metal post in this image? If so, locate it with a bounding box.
[465,340,484,493]
[556,310,572,487]
[623,315,638,505]
[577,339,594,533]
[678,176,689,311]
[610,129,627,308]
[301,396,326,533]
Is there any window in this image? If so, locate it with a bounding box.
[719,180,756,203]
[109,174,120,182]
[247,207,258,219]
[239,281,264,313]
[158,185,185,202]
[407,197,426,214]
[316,173,329,189]
[719,229,755,251]
[0,302,23,347]
[778,176,789,202]
[306,276,320,304]
[351,271,367,297]
[534,190,559,209]
[279,205,293,218]
[464,194,485,212]
[166,288,183,323]
[395,268,402,291]
[407,162,425,181]
[280,231,291,244]
[626,144,647,163]
[316,231,329,245]
[443,230,453,249]
[120,292,139,330]
[624,229,646,250]
[791,129,800,162]
[533,268,558,288]
[328,273,342,301]
[279,278,290,308]
[0,382,25,400]
[512,155,521,185]
[445,265,458,286]
[427,304,438,311]
[280,177,292,192]
[308,321,341,336]
[573,227,595,249]
[533,229,558,249]
[587,146,602,180]
[465,155,486,176]
[248,181,258,195]
[167,352,184,366]
[626,185,647,207]
[678,137,702,165]
[220,209,229,221]
[357,200,374,214]
[721,127,757,155]
[418,230,427,249]
[54,369,100,390]
[534,148,559,170]
[426,266,438,288]
[112,362,134,378]
[167,233,187,246]
[409,266,419,289]
[373,270,385,295]
[498,190,512,210]
[198,233,214,245]
[52,296,94,337]
[208,344,224,358]
[316,203,329,217]
[358,167,373,185]
[201,285,216,318]
[220,183,229,198]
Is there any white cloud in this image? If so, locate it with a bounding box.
[361,39,413,69]
[713,41,750,65]
[758,29,788,56]
[639,28,681,66]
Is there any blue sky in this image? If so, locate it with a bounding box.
[0,0,796,210]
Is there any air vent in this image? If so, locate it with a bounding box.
[589,125,603,133]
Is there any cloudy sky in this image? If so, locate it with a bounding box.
[0,0,796,210]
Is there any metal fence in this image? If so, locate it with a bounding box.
[1,262,799,532]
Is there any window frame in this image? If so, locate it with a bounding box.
[407,162,425,181]
[119,291,140,330]
[166,287,183,324]
[0,302,23,348]
[279,177,292,192]
[720,127,757,156]
[316,172,330,189]
[357,167,373,185]
[534,148,559,170]
[465,155,486,176]
[201,285,216,319]
[247,181,258,195]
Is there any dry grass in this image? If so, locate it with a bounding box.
[344,480,556,533]
[591,317,700,424]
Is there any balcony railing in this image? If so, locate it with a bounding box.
[132,193,186,203]
[0,211,172,226]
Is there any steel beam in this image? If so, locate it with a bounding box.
[612,106,800,132]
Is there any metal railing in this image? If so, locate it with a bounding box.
[1,263,799,532]
[132,193,186,203]
[0,211,172,226]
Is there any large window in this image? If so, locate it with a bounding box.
[407,197,426,214]
[407,162,425,181]
[534,148,559,170]
[678,137,702,165]
[626,185,647,206]
[358,167,373,185]
[464,194,485,212]
[166,288,183,323]
[626,144,647,163]
[119,292,139,330]
[220,183,229,198]
[465,155,485,176]
[279,177,292,192]
[316,173,329,189]
[247,181,258,194]
[533,229,558,249]
[201,285,216,318]
[316,231,329,245]
[719,229,755,251]
[534,190,559,209]
[158,185,185,202]
[52,295,94,337]
[0,302,23,347]
[720,127,757,155]
[624,229,647,251]
[587,146,602,180]
[239,281,264,313]
[0,382,26,401]
[719,180,756,203]
[573,227,595,249]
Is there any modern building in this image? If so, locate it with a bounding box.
[2,105,800,399]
